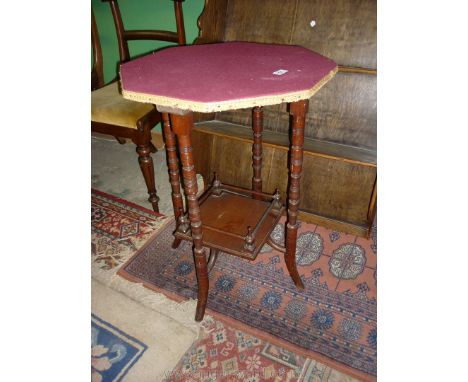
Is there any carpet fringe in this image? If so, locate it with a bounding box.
[92,264,202,336]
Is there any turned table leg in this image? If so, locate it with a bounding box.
[252,106,263,196]
[171,112,209,322]
[162,112,184,249]
[285,100,308,290]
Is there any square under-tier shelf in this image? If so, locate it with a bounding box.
[174,184,284,260]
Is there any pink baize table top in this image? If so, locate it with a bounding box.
[120,42,337,113]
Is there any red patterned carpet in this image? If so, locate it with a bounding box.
[118,206,377,380]
[91,189,167,271]
[164,316,356,382]
[92,189,365,381]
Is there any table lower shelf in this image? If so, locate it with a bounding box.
[174,183,283,260]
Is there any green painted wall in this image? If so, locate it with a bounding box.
[92,0,205,84]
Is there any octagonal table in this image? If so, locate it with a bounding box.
[120,42,337,321]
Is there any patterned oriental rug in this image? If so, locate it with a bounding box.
[92,189,365,381]
[92,313,147,382]
[164,315,359,382]
[91,188,168,271]
[118,214,377,380]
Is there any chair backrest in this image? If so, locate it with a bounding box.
[104,0,186,64]
[91,9,105,91]
[92,0,186,90]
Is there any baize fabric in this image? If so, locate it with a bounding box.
[120,42,337,112]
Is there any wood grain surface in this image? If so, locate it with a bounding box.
[192,122,376,234]
[192,0,377,235]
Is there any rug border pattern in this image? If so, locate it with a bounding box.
[92,313,148,382]
[117,219,375,382]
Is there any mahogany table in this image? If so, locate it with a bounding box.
[120,42,337,321]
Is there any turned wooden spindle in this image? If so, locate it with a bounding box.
[252,106,263,197]
[244,226,256,252]
[171,112,209,322]
[135,118,159,213]
[272,188,282,210]
[162,113,184,220]
[285,100,308,290]
[212,172,222,196]
[162,112,184,248]
[177,207,190,233]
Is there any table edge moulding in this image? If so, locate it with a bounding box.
[120,41,337,321]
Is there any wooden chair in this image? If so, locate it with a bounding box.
[91,0,186,213]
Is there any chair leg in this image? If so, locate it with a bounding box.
[136,144,160,213]
[149,141,157,153]
[135,123,160,213]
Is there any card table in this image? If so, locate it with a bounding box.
[120,42,337,321]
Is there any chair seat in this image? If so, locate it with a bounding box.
[91,81,155,129]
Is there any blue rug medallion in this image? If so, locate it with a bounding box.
[91,314,147,382]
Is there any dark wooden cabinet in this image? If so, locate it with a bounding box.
[191,0,377,237]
